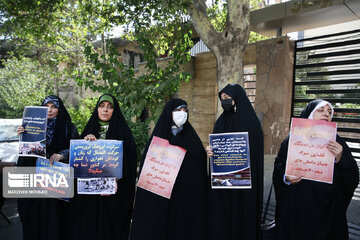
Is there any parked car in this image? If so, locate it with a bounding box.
[0,119,22,163]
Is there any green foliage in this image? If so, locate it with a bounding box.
[249,0,266,10]
[339,103,359,108]
[76,0,194,122]
[67,97,98,134]
[126,119,149,162]
[76,4,194,158]
[1,0,194,118]
[0,0,266,158]
[206,0,269,43]
[248,32,269,43]
[1,0,194,162]
[0,0,101,101]
[0,57,54,117]
[0,0,263,122]
[207,1,227,32]
[294,50,330,107]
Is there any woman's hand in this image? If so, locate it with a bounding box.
[49,153,64,165]
[84,134,97,141]
[206,146,214,158]
[327,140,343,163]
[17,125,25,136]
[285,175,302,185]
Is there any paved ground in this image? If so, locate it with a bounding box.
[0,198,22,240]
[1,155,359,240]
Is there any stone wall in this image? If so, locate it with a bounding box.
[58,36,295,154]
[255,37,294,154]
[176,36,295,154]
[175,53,217,147]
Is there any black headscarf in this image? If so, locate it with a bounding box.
[81,94,134,141]
[148,98,190,147]
[17,95,78,240]
[73,94,137,240]
[209,84,264,240]
[273,99,359,240]
[214,84,261,134]
[130,98,208,240]
[41,95,72,158]
[80,93,137,181]
[17,95,76,165]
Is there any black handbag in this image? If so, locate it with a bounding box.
[261,184,276,240]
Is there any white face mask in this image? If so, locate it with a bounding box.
[173,111,188,127]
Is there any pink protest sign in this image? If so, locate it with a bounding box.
[137,136,186,199]
[285,118,337,184]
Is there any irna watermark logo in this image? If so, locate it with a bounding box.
[3,166,74,198]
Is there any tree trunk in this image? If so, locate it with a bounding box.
[215,50,245,117]
[190,0,250,116]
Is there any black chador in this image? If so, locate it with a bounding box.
[71,94,137,240]
[130,98,208,240]
[17,95,79,240]
[208,84,264,240]
[273,99,359,240]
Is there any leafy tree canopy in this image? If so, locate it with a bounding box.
[0,0,268,118]
[0,0,269,155]
[0,56,54,117]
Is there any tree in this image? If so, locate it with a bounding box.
[0,0,268,153]
[89,0,261,116]
[0,0,191,159]
[190,0,270,115]
[207,1,269,44]
[111,0,265,116]
[0,0,101,97]
[0,56,54,117]
[1,0,269,117]
[190,0,249,92]
[0,0,193,117]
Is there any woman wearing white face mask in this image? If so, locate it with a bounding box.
[130,98,208,240]
[171,104,188,135]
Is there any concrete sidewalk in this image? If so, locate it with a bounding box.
[0,198,21,240]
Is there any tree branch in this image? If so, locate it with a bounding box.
[189,0,220,54]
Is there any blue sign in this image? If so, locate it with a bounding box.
[21,106,48,142]
[35,157,74,199]
[209,132,251,189]
[69,140,123,178]
[19,106,48,158]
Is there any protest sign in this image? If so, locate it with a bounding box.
[69,140,123,178]
[209,132,251,189]
[35,157,74,199]
[19,106,48,158]
[137,136,186,199]
[285,118,337,184]
[77,177,116,195]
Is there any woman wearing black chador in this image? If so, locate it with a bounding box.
[130,98,208,240]
[71,94,137,240]
[206,84,264,240]
[273,99,359,240]
[17,95,79,240]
